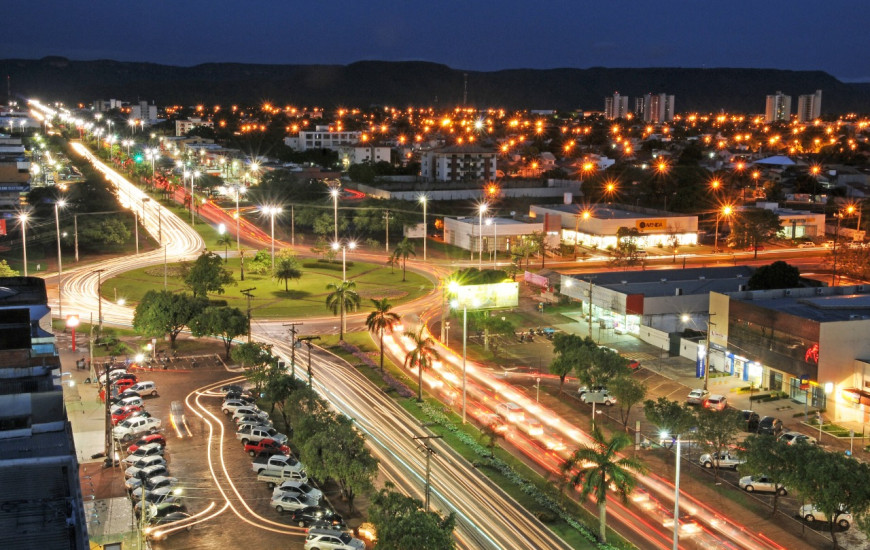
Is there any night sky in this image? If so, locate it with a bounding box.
[5,0,869,82]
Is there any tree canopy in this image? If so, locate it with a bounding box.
[132,291,206,347]
[183,251,235,297]
[748,261,801,290]
[368,484,456,550]
[189,306,248,358]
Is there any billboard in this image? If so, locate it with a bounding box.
[636,219,667,233]
[454,282,519,310]
[403,223,426,238]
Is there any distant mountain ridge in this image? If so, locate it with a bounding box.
[2,57,868,114]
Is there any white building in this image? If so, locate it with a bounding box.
[797,89,823,123]
[130,101,158,125]
[338,145,391,168]
[443,216,558,255]
[642,93,675,123]
[765,91,792,123]
[747,202,826,239]
[419,145,497,183]
[530,204,698,249]
[175,117,214,137]
[605,92,630,120]
[283,125,362,152]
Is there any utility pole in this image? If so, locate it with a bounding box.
[240,288,256,343]
[93,269,106,332]
[299,336,320,387]
[413,434,443,511]
[703,314,716,391]
[74,214,79,262]
[385,210,390,252]
[291,204,295,246]
[283,322,304,377]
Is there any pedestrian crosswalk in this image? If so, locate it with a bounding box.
[620,351,658,362]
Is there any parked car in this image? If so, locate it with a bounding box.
[271,491,310,512]
[687,389,710,405]
[797,241,817,248]
[288,505,344,528]
[577,385,606,398]
[699,451,745,470]
[225,392,255,404]
[305,528,366,550]
[125,464,170,491]
[234,414,273,426]
[231,407,269,423]
[581,389,616,406]
[272,480,322,504]
[122,442,165,464]
[127,434,166,454]
[704,394,728,411]
[131,476,180,501]
[125,455,168,478]
[739,475,787,495]
[222,399,253,415]
[128,381,159,397]
[798,504,853,529]
[220,384,245,395]
[245,438,290,457]
[114,416,161,441]
[740,410,760,432]
[757,416,783,436]
[144,512,193,541]
[236,425,288,446]
[117,396,144,409]
[112,405,143,425]
[779,431,818,446]
[143,501,187,521]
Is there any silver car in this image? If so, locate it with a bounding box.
[739,475,787,495]
[798,504,852,529]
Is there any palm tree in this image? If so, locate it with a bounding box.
[403,326,439,402]
[365,298,401,371]
[216,233,233,262]
[560,426,647,544]
[325,280,360,340]
[275,255,302,291]
[391,238,416,281]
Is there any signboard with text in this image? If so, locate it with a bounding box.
[636,219,667,233]
[455,282,519,310]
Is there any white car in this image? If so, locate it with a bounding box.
[271,491,310,512]
[798,504,853,529]
[304,529,365,550]
[272,481,322,504]
[699,451,745,470]
[221,399,252,415]
[121,442,164,464]
[114,416,161,440]
[231,407,269,423]
[125,455,167,478]
[778,431,817,446]
[687,389,710,405]
[739,475,787,495]
[128,381,159,397]
[130,476,179,501]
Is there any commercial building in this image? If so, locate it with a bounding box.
[442,216,558,256]
[765,91,792,123]
[129,101,158,125]
[529,203,698,249]
[742,202,826,239]
[175,117,214,137]
[0,277,87,549]
[419,145,497,183]
[642,93,675,123]
[707,286,870,425]
[604,92,630,120]
[283,125,362,152]
[559,266,754,339]
[797,89,823,123]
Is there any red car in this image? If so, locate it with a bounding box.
[244,438,290,457]
[111,404,143,425]
[127,433,167,454]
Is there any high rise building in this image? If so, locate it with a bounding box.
[129,101,158,125]
[765,91,792,123]
[797,89,823,123]
[634,97,645,118]
[604,92,629,120]
[642,93,675,123]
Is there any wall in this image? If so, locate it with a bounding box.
[638,325,670,350]
[819,319,870,422]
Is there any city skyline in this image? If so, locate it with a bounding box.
[4,0,870,82]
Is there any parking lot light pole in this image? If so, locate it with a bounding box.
[662,431,682,550]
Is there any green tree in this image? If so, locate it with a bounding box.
[643,397,697,449]
[474,313,515,352]
[189,306,248,359]
[609,376,647,432]
[0,259,19,276]
[264,373,301,428]
[369,484,456,550]
[132,291,205,347]
[738,435,795,515]
[216,232,233,262]
[747,260,800,290]
[274,254,302,291]
[246,250,272,275]
[183,251,235,297]
[609,226,642,267]
[695,407,743,481]
[325,280,360,340]
[365,298,401,371]
[404,326,439,402]
[729,208,783,259]
[78,217,131,248]
[391,238,416,281]
[560,426,647,543]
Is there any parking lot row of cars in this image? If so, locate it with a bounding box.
[218,384,366,550]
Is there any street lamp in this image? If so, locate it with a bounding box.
[419,195,428,261]
[54,200,66,317]
[832,205,856,286]
[189,170,200,225]
[486,217,498,268]
[332,239,357,281]
[713,204,733,254]
[450,296,470,424]
[18,213,29,276]
[261,206,282,274]
[218,223,228,261]
[330,187,340,242]
[478,203,488,269]
[661,430,683,550]
[66,315,79,352]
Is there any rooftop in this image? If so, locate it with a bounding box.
[739,291,870,323]
[535,203,691,220]
[566,267,755,298]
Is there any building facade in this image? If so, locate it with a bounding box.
[175,117,214,137]
[765,91,792,123]
[129,101,158,125]
[442,216,557,254]
[797,89,823,123]
[642,93,675,123]
[283,126,362,152]
[419,145,497,183]
[604,92,630,120]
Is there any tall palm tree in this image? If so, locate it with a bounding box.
[216,233,233,262]
[560,426,647,544]
[391,238,416,281]
[365,298,401,371]
[325,280,360,341]
[275,255,302,291]
[403,326,439,402]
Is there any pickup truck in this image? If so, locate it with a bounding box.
[257,468,309,488]
[245,438,290,457]
[236,425,288,446]
[699,451,745,470]
[252,453,304,475]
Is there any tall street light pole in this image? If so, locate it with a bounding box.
[419,195,428,261]
[54,200,66,318]
[262,206,282,275]
[332,240,357,281]
[660,431,683,550]
[713,205,732,254]
[478,203,488,269]
[19,213,29,276]
[93,269,106,331]
[331,187,340,242]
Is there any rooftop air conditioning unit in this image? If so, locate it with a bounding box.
[675,288,683,296]
[661,278,667,283]
[815,288,824,295]
[699,276,706,280]
[785,289,792,296]
[738,284,747,291]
